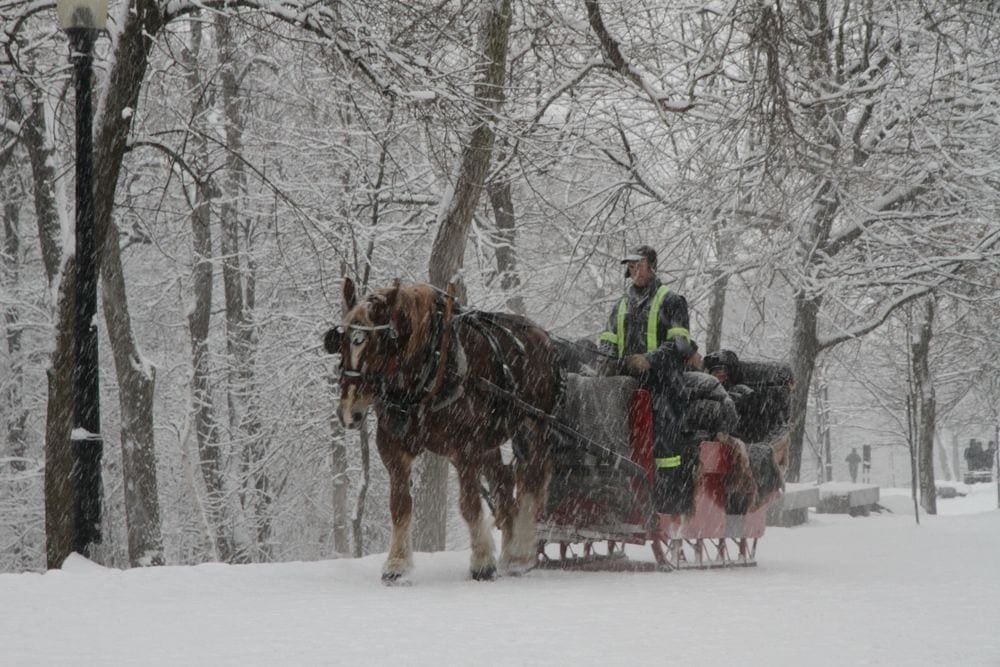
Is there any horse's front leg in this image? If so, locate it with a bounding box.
[456,460,497,581]
[381,448,415,584]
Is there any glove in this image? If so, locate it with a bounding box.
[622,353,651,376]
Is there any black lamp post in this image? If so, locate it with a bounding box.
[58,0,107,557]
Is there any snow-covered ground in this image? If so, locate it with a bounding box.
[3,484,998,666]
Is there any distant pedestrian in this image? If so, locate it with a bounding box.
[845,447,862,483]
[965,439,988,471]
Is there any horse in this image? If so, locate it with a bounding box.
[323,277,563,583]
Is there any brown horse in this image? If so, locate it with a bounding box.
[323,277,563,583]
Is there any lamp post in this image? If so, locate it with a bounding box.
[58,0,107,557]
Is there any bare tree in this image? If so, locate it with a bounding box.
[419,0,514,552]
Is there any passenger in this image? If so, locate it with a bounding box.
[597,244,695,513]
[704,349,792,511]
[681,362,754,515]
[685,340,704,371]
[703,349,754,408]
[681,368,739,438]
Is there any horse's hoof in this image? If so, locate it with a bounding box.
[499,555,537,577]
[470,566,497,582]
[381,571,412,587]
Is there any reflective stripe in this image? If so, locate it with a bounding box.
[646,285,670,352]
[665,326,691,343]
[615,298,628,358]
[599,332,618,345]
[655,456,681,468]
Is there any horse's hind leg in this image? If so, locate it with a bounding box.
[481,447,515,558]
[457,461,497,581]
[500,421,550,576]
[381,448,415,584]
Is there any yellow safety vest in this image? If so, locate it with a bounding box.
[598,285,689,358]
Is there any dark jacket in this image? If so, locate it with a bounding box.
[598,277,691,360]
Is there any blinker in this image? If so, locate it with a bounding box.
[322,326,345,354]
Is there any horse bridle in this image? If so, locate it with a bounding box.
[336,293,452,412]
[337,322,400,382]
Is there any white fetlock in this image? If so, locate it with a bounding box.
[500,492,538,576]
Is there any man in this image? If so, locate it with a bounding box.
[965,440,986,471]
[597,245,695,513]
[845,447,862,483]
[598,245,693,367]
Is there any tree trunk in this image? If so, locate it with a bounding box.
[815,379,832,482]
[951,434,961,484]
[912,298,936,514]
[45,260,77,568]
[420,0,514,552]
[412,455,448,552]
[329,377,350,556]
[214,13,269,561]
[351,419,371,558]
[704,223,735,353]
[426,0,514,289]
[182,15,234,563]
[187,169,232,561]
[91,0,166,566]
[488,144,524,316]
[936,434,951,482]
[2,179,28,472]
[7,84,62,286]
[704,273,728,355]
[787,292,821,482]
[9,62,77,568]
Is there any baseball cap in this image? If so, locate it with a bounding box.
[620,245,657,270]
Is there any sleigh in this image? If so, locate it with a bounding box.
[536,363,791,572]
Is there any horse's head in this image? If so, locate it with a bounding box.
[323,276,403,428]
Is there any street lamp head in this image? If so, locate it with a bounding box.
[57,0,108,30]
